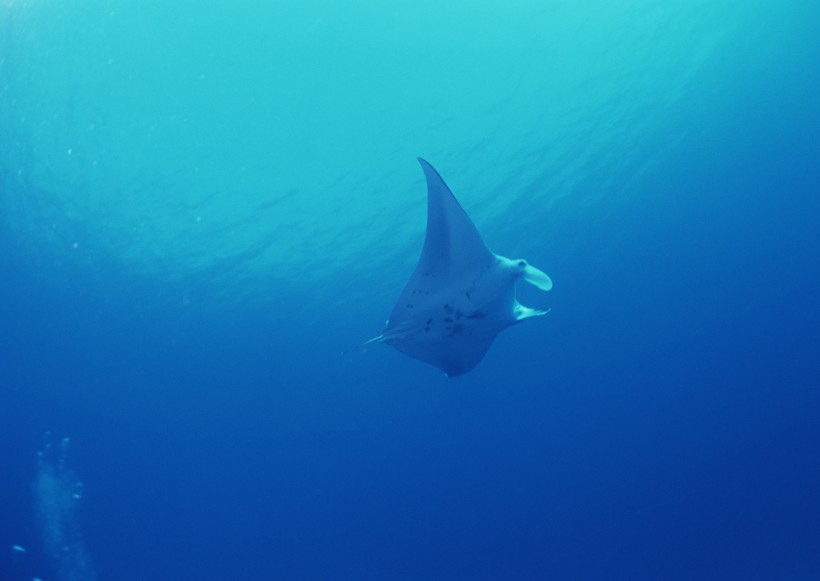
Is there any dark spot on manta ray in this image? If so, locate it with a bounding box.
[446,323,464,337]
[465,291,471,298]
[444,317,454,323]
[443,304,454,314]
[467,311,486,319]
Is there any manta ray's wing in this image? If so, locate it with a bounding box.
[414,157,496,278]
[388,159,496,322]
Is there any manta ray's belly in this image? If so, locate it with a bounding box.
[388,273,516,344]
[419,300,487,340]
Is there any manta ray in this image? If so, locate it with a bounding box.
[371,158,553,376]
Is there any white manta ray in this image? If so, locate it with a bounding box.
[372,158,553,376]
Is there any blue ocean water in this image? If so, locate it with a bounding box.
[1,1,819,579]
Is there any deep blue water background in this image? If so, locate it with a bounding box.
[2,1,820,579]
